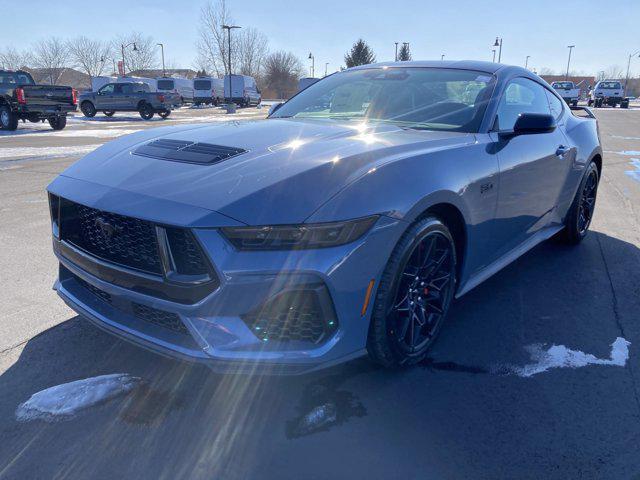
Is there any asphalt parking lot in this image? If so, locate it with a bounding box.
[1,105,639,479]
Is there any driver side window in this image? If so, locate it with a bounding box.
[495,78,551,131]
[99,84,115,95]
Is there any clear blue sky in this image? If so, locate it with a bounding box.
[2,0,639,77]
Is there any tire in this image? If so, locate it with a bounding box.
[367,216,457,367]
[103,110,115,117]
[138,103,154,120]
[560,161,599,245]
[48,115,67,130]
[159,110,171,119]
[572,100,578,107]
[587,99,593,107]
[0,105,18,131]
[81,101,96,117]
[621,100,629,109]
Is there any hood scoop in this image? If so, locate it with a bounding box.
[133,139,246,165]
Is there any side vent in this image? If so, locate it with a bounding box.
[133,139,246,165]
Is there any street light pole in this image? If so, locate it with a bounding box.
[120,42,138,76]
[324,62,329,77]
[308,52,315,77]
[525,55,531,69]
[624,50,640,97]
[394,42,398,61]
[222,25,241,76]
[565,45,575,80]
[492,49,496,62]
[157,43,165,77]
[493,37,503,63]
[441,54,445,61]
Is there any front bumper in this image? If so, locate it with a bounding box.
[50,190,402,374]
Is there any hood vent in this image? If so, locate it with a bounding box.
[133,139,246,165]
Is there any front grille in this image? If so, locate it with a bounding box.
[61,199,163,275]
[132,303,188,334]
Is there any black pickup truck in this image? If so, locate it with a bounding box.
[0,70,77,131]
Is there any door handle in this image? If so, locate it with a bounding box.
[556,145,570,157]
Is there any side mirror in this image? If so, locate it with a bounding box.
[502,113,556,137]
[268,102,284,117]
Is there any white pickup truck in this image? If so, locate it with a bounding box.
[551,81,580,106]
[588,80,629,108]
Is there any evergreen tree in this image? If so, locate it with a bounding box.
[344,39,376,68]
[398,43,411,61]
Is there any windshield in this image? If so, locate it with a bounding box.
[194,79,211,90]
[271,67,495,132]
[157,79,174,90]
[553,82,573,89]
[0,72,34,85]
[599,82,621,89]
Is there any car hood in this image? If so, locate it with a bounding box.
[58,118,474,225]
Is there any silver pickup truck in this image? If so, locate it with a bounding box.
[79,81,182,120]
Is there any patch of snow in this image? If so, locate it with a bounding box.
[606,150,640,156]
[611,135,640,140]
[0,144,101,161]
[498,337,630,377]
[625,158,640,182]
[16,374,140,422]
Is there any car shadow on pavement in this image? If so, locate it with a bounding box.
[1,230,639,479]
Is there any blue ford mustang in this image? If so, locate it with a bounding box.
[47,61,602,373]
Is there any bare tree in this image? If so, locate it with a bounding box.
[0,46,32,70]
[237,27,268,78]
[263,51,303,99]
[604,65,624,80]
[32,37,69,84]
[196,0,235,77]
[67,36,112,78]
[538,67,556,76]
[113,32,158,74]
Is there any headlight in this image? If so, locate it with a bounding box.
[221,215,379,250]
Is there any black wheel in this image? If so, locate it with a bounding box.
[621,100,629,109]
[103,110,115,117]
[0,105,18,130]
[572,100,578,107]
[367,217,457,367]
[139,103,154,120]
[587,99,593,106]
[81,101,96,117]
[560,161,599,244]
[48,115,67,130]
[159,110,171,119]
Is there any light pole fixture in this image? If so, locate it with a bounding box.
[324,62,329,77]
[525,55,531,69]
[565,45,575,80]
[624,50,640,97]
[120,42,137,76]
[157,43,166,77]
[395,42,399,61]
[493,37,503,63]
[222,25,241,76]
[308,52,315,77]
[492,49,496,62]
[441,54,445,61]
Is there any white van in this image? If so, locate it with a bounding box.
[298,77,320,92]
[223,74,261,107]
[193,77,224,106]
[156,77,194,104]
[91,76,117,92]
[116,76,157,92]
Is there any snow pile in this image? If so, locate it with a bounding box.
[625,158,640,182]
[500,337,630,378]
[0,144,101,161]
[16,373,140,422]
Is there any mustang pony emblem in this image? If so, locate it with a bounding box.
[94,217,122,242]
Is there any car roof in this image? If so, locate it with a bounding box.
[348,60,507,74]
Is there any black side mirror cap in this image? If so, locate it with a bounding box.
[501,113,557,137]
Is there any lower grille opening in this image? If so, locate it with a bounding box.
[132,303,188,335]
[74,273,113,304]
[242,284,338,348]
